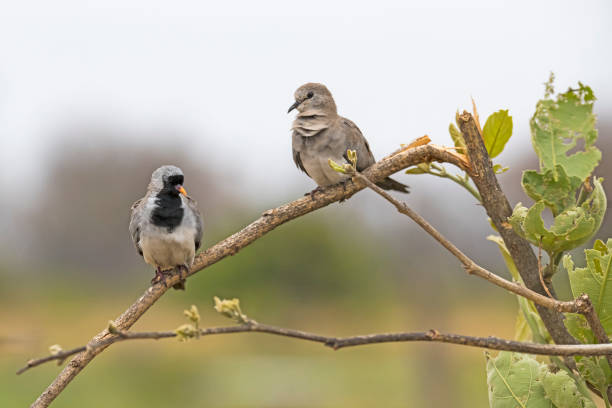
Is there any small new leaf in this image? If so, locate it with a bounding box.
[328,159,349,174]
[183,305,200,325]
[49,344,63,356]
[107,321,119,335]
[213,296,249,324]
[175,324,198,342]
[482,110,513,158]
[448,123,466,153]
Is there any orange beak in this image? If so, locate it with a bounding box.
[177,186,188,196]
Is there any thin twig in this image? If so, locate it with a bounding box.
[538,237,553,299]
[576,294,612,370]
[348,169,577,314]
[17,322,612,376]
[28,144,469,408]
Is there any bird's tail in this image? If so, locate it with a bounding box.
[376,177,410,193]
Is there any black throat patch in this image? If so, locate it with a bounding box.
[151,189,184,232]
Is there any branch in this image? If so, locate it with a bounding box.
[28,143,467,408]
[456,111,579,347]
[18,321,612,376]
[347,169,578,313]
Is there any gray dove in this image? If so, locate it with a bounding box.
[129,165,203,290]
[289,83,409,197]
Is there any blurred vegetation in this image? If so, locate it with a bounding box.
[3,117,612,406]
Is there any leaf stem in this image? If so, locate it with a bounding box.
[428,163,482,202]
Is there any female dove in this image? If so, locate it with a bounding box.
[129,165,203,289]
[289,83,409,197]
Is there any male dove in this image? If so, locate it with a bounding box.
[129,165,203,289]
[289,83,409,196]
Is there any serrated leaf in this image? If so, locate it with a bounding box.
[565,238,612,333]
[509,178,606,255]
[530,85,601,180]
[449,123,466,153]
[575,357,612,399]
[483,110,513,158]
[486,352,552,408]
[541,369,596,408]
[522,165,581,216]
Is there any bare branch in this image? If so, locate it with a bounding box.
[18,321,612,376]
[348,169,578,314]
[29,143,468,408]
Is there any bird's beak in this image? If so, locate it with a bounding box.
[176,185,188,196]
[287,100,300,113]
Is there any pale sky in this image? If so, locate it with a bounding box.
[0,0,610,203]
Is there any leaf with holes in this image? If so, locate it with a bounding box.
[541,369,596,408]
[522,165,581,216]
[530,84,600,180]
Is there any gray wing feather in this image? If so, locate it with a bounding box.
[340,118,376,171]
[186,196,204,251]
[129,198,145,256]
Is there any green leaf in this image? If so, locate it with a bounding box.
[405,167,427,175]
[483,110,513,158]
[565,238,612,333]
[575,357,612,405]
[530,84,601,180]
[522,165,582,216]
[486,352,551,408]
[449,123,466,153]
[509,178,606,255]
[541,369,596,408]
[493,164,509,174]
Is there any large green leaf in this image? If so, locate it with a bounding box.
[509,178,606,255]
[522,165,581,216]
[486,352,552,408]
[483,109,513,158]
[541,369,596,408]
[530,85,600,180]
[565,238,612,333]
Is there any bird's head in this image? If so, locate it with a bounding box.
[149,165,187,196]
[288,83,337,115]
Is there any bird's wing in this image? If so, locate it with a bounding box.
[129,197,145,256]
[338,118,376,171]
[292,147,309,176]
[186,196,204,251]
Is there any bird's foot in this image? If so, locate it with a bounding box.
[151,267,169,288]
[304,186,324,201]
[338,179,352,203]
[172,265,189,290]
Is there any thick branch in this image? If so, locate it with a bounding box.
[456,112,579,347]
[18,323,612,376]
[29,144,467,408]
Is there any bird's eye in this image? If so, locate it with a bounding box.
[307,91,314,98]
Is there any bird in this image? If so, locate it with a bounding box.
[289,83,409,197]
[129,165,203,290]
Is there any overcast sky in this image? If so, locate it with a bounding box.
[0,0,610,202]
